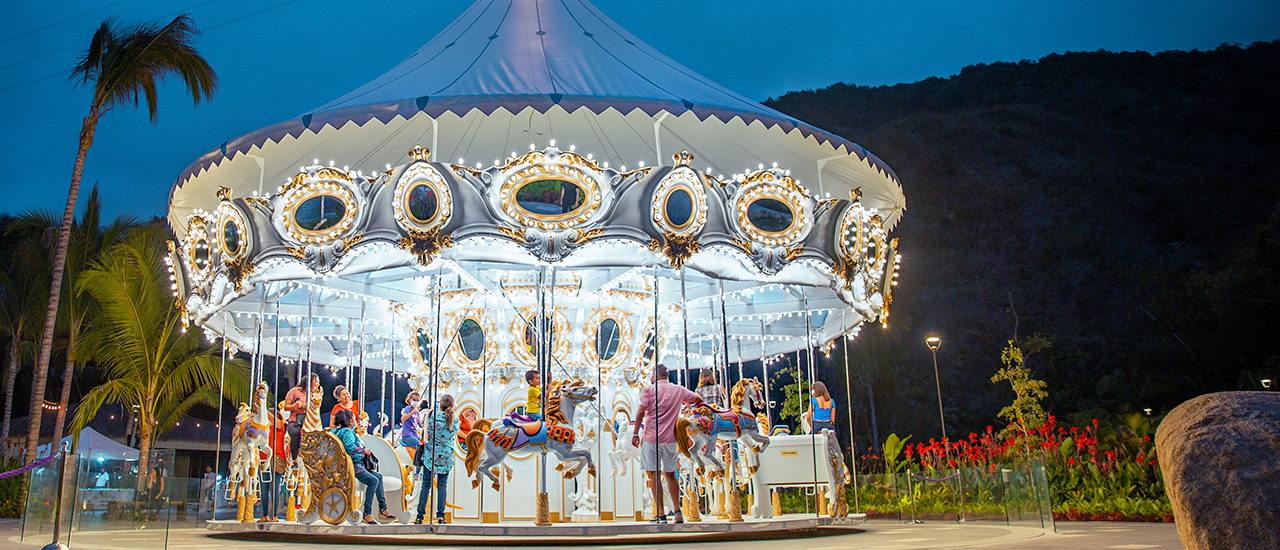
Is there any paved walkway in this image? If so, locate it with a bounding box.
[4,518,1185,549]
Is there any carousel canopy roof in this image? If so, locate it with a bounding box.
[169,0,905,238]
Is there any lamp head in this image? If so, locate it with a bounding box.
[925,335,941,350]
[1263,379,1273,389]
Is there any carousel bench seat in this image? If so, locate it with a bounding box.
[299,430,360,525]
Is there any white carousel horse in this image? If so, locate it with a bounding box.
[675,378,771,478]
[463,381,599,490]
[606,433,641,476]
[227,382,272,522]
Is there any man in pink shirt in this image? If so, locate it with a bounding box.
[631,363,702,524]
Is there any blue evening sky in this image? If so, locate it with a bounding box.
[0,0,1276,221]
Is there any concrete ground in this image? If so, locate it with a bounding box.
[4,518,1185,550]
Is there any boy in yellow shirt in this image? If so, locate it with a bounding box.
[525,369,542,421]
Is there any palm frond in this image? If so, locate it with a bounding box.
[69,378,134,435]
[78,14,217,122]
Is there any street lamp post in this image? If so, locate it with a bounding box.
[926,335,964,521]
[925,336,945,440]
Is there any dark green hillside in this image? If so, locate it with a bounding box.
[766,42,1280,445]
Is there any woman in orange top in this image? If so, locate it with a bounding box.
[329,385,361,430]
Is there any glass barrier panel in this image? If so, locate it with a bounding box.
[959,465,1007,522]
[61,448,174,550]
[20,452,72,541]
[1030,459,1055,531]
[854,472,904,522]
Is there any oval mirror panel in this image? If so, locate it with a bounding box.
[746,198,794,233]
[596,318,621,361]
[641,330,657,366]
[524,317,557,356]
[457,319,484,361]
[415,328,432,367]
[665,189,693,227]
[294,195,347,232]
[406,183,439,224]
[194,239,210,270]
[223,222,241,255]
[515,179,587,217]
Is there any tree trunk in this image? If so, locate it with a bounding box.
[52,357,75,448]
[2,340,18,438]
[51,321,79,448]
[24,116,96,464]
[136,416,153,495]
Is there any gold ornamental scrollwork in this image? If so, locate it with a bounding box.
[656,231,701,269]
[397,227,453,266]
[496,225,529,243]
[834,255,857,290]
[571,226,605,244]
[672,149,695,167]
[299,430,357,525]
[408,145,431,162]
[225,256,254,293]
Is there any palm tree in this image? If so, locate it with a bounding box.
[0,233,50,438]
[71,227,248,482]
[27,14,217,463]
[9,186,138,446]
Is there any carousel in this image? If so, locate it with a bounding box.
[169,0,904,535]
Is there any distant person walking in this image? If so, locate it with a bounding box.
[200,466,216,513]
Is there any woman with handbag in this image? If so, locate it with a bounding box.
[414,394,459,525]
[333,409,396,524]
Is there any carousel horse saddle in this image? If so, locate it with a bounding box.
[506,421,548,449]
[506,412,536,424]
[692,403,734,416]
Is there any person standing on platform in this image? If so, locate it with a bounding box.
[329,385,361,430]
[696,369,728,409]
[807,381,836,434]
[524,370,543,421]
[414,394,459,525]
[632,363,703,524]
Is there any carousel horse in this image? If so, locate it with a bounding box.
[674,378,771,478]
[823,428,852,517]
[606,433,641,476]
[464,381,599,490]
[227,382,272,522]
[274,396,314,521]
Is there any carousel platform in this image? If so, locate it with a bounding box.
[206,514,865,544]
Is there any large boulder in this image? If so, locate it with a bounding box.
[1155,391,1280,550]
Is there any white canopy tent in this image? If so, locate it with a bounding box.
[37,426,139,460]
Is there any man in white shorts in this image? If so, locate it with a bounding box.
[631,363,703,524]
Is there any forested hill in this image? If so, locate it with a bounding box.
[765,41,1280,444]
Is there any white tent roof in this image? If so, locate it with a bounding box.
[169,0,904,237]
[37,426,139,460]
